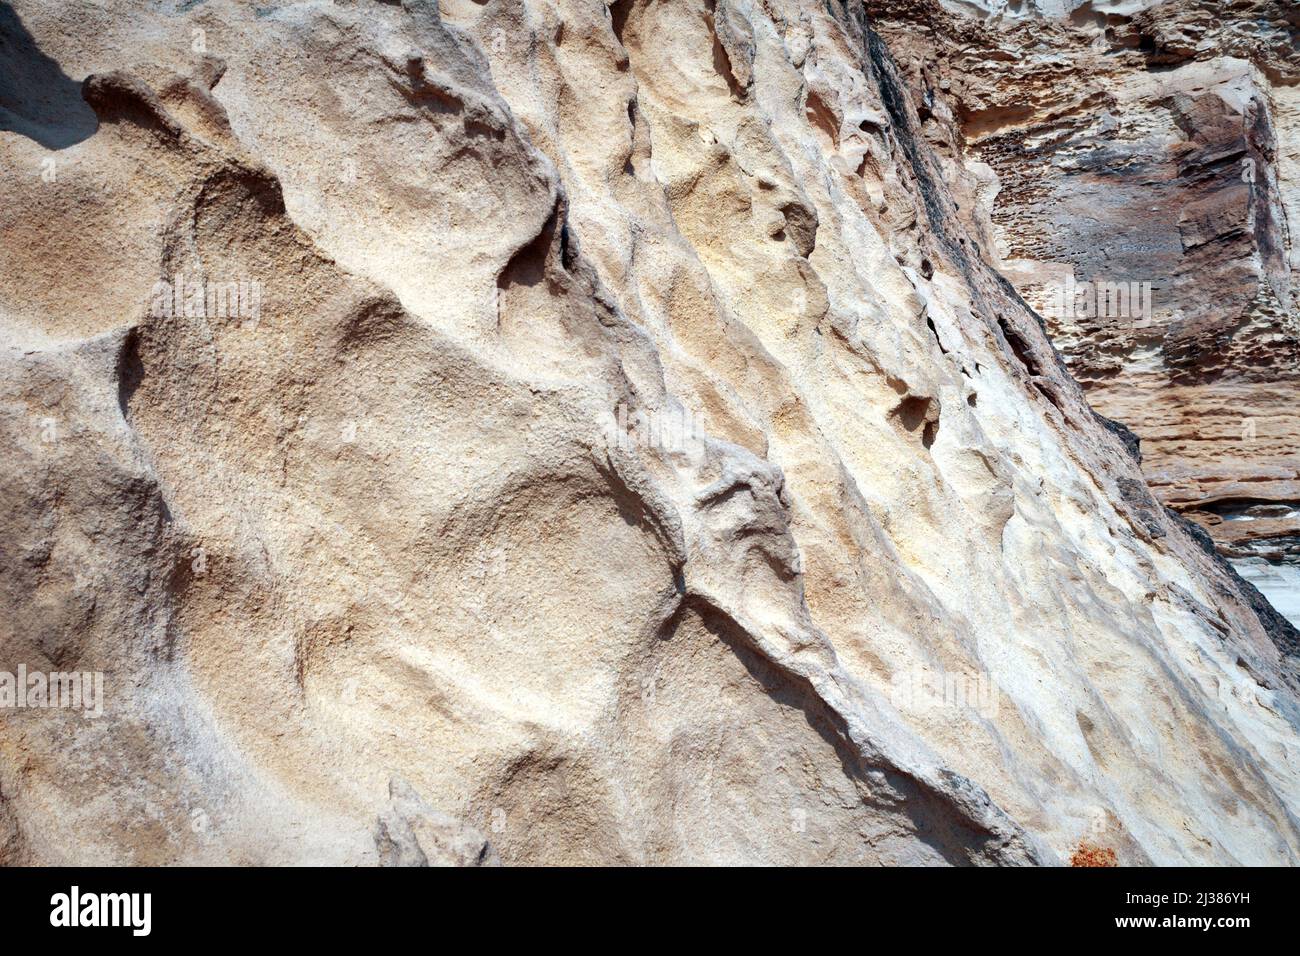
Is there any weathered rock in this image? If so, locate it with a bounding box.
[375,777,498,867]
[1,0,1298,866]
[870,0,1300,629]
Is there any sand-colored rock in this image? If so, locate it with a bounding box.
[869,0,1300,627]
[1,0,1299,865]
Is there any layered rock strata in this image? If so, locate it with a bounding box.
[871,0,1300,625]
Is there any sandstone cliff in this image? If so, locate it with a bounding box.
[2,0,1299,865]
[871,0,1300,626]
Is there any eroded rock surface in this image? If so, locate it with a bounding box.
[871,0,1300,628]
[2,0,1299,865]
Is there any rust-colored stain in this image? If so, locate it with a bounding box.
[1069,842,1119,867]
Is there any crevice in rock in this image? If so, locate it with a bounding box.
[997,316,1041,377]
[891,394,940,450]
[497,199,564,297]
[115,326,145,420]
[705,1,745,100]
[685,595,1040,865]
[804,87,839,148]
[81,69,182,140]
[610,0,634,47]
[926,314,948,355]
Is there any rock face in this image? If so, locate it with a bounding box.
[872,0,1300,627]
[1,0,1299,865]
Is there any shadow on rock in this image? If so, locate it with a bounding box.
[0,1,98,148]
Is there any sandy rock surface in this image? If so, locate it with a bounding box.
[2,0,1299,865]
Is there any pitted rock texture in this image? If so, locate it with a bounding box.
[1,0,1299,865]
[868,0,1300,628]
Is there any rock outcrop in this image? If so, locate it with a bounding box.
[2,0,1299,865]
[870,0,1300,626]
